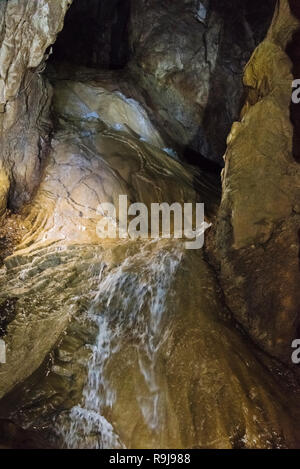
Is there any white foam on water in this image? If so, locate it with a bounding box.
[58,242,183,448]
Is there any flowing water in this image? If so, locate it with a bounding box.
[58,242,183,448]
[1,66,300,449]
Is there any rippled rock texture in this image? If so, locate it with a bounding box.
[0,65,217,407]
[0,0,299,450]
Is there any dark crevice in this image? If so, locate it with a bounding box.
[287,0,300,163]
[200,0,276,165]
[183,146,222,175]
[50,0,131,70]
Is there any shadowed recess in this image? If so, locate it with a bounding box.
[50,0,131,70]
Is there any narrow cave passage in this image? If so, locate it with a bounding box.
[47,0,278,176]
[50,0,131,70]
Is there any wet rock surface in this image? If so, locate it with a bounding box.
[0,0,299,450]
[214,0,300,363]
[0,63,299,448]
[0,419,52,449]
[0,66,219,401]
[2,240,300,449]
[0,0,71,209]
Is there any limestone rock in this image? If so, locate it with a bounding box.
[0,0,299,450]
[0,71,219,400]
[0,74,53,209]
[2,244,300,449]
[51,78,165,149]
[0,0,71,105]
[0,0,72,209]
[214,0,300,362]
[128,0,276,164]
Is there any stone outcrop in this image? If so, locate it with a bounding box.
[0,62,299,449]
[287,0,300,162]
[0,0,71,209]
[214,0,300,363]
[0,166,9,216]
[128,0,276,165]
[0,419,52,449]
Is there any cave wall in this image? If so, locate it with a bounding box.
[46,0,277,167]
[287,0,300,162]
[128,0,276,165]
[0,0,72,210]
[0,0,299,448]
[0,0,279,213]
[214,0,300,363]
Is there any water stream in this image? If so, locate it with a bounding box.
[59,241,183,448]
[0,66,299,450]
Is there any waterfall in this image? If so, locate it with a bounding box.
[58,240,183,449]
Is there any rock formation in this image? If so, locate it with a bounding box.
[0,0,299,450]
[214,0,300,363]
[0,0,71,209]
[128,0,276,164]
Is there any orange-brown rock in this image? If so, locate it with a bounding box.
[214,0,300,363]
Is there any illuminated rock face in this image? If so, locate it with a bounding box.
[0,66,216,405]
[214,0,300,363]
[0,0,300,450]
[0,0,277,210]
[0,0,71,209]
[0,0,70,105]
